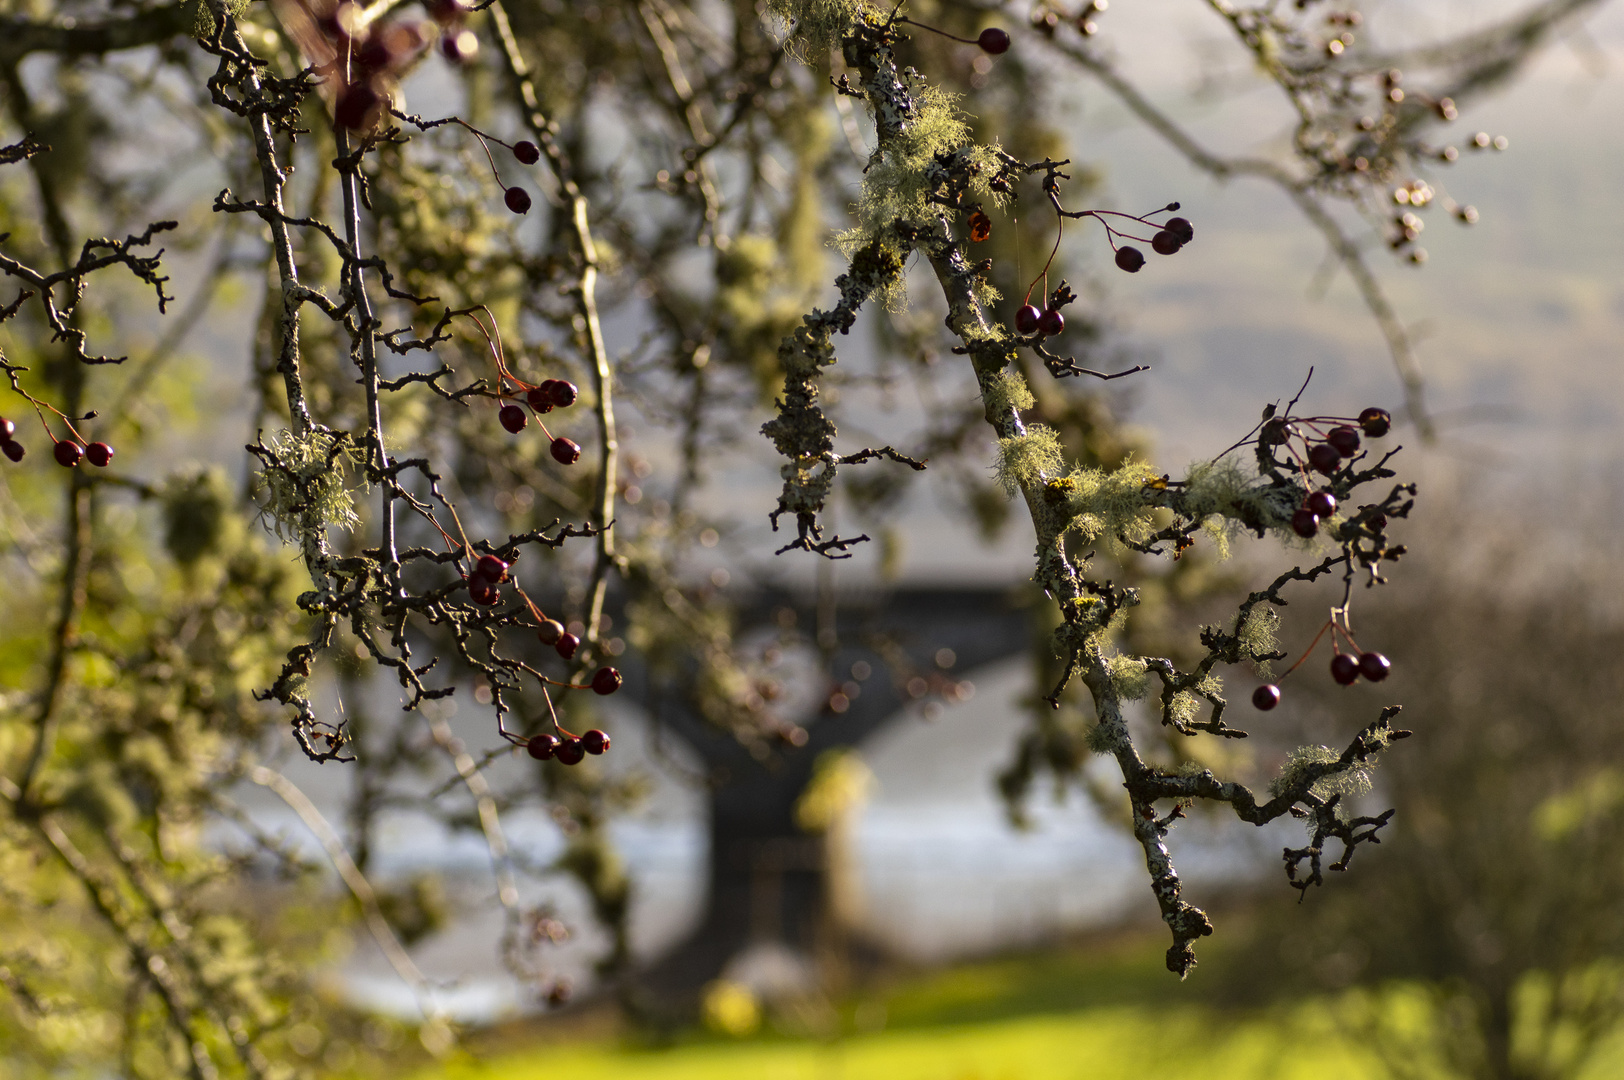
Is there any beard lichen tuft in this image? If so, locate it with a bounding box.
[254,428,365,544]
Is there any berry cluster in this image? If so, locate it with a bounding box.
[1,414,115,470]
[498,379,581,464]
[526,724,611,766]
[1107,208,1193,274]
[1260,406,1391,540]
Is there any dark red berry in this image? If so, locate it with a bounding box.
[1252,684,1281,711]
[514,140,540,165]
[547,380,578,408]
[475,554,509,582]
[53,440,83,468]
[1291,508,1320,538]
[1306,490,1337,518]
[1358,651,1391,682]
[1308,442,1342,475]
[440,29,478,63]
[526,733,560,760]
[355,36,394,76]
[1165,217,1194,244]
[536,618,565,645]
[580,729,611,755]
[1358,407,1392,437]
[591,667,622,696]
[469,579,500,606]
[1037,308,1065,336]
[1260,418,1297,446]
[1327,426,1361,458]
[2,440,22,463]
[0,418,13,441]
[499,403,527,433]
[427,0,468,25]
[526,385,554,412]
[1151,230,1182,255]
[334,82,382,131]
[555,632,580,660]
[554,738,586,766]
[1014,304,1042,335]
[977,28,1011,54]
[504,186,531,214]
[550,437,581,465]
[1330,654,1360,686]
[1115,246,1146,273]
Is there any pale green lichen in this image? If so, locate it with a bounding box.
[256,428,364,543]
[1270,745,1377,815]
[763,0,871,60]
[994,425,1063,494]
[1107,655,1150,701]
[982,370,1034,415]
[1057,458,1163,548]
[1166,690,1200,726]
[1239,605,1281,676]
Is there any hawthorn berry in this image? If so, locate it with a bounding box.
[334,83,381,131]
[554,737,586,766]
[499,403,527,433]
[1037,308,1065,336]
[514,140,540,165]
[1291,508,1320,538]
[1327,425,1362,457]
[550,436,581,465]
[469,579,500,606]
[85,442,114,468]
[474,554,509,582]
[536,618,565,645]
[527,384,555,412]
[1014,304,1043,335]
[1165,217,1194,244]
[1252,684,1281,711]
[0,418,13,441]
[978,28,1011,54]
[427,0,468,25]
[504,186,532,214]
[1330,653,1360,686]
[53,440,83,468]
[1308,442,1342,475]
[441,29,478,63]
[547,380,578,408]
[591,666,622,695]
[1358,651,1391,682]
[555,632,580,660]
[1,441,22,462]
[1358,407,1392,437]
[526,733,560,760]
[1151,230,1182,255]
[581,729,611,755]
[1115,246,1146,273]
[1260,418,1297,446]
[1306,490,1337,518]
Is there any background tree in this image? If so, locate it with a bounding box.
[0,1,1609,1076]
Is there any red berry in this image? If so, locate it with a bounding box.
[550,437,581,465]
[469,579,500,606]
[1330,654,1360,685]
[1308,442,1342,475]
[1037,308,1065,336]
[53,440,83,468]
[1358,651,1391,682]
[1014,304,1042,335]
[504,186,532,215]
[536,618,565,645]
[1151,230,1182,255]
[1327,425,1361,458]
[547,380,578,408]
[1358,407,1392,437]
[85,442,114,468]
[355,36,394,76]
[554,738,586,766]
[427,0,468,25]
[2,440,22,463]
[1165,217,1194,244]
[526,733,560,760]
[1260,419,1297,447]
[441,29,478,63]
[0,418,13,441]
[499,403,527,433]
[1252,684,1281,711]
[1306,490,1337,518]
[1291,508,1320,538]
[1115,246,1146,273]
[526,385,555,412]
[514,140,540,165]
[334,82,382,131]
[555,632,580,660]
[581,729,611,755]
[591,667,622,695]
[475,554,509,582]
[978,28,1011,54]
